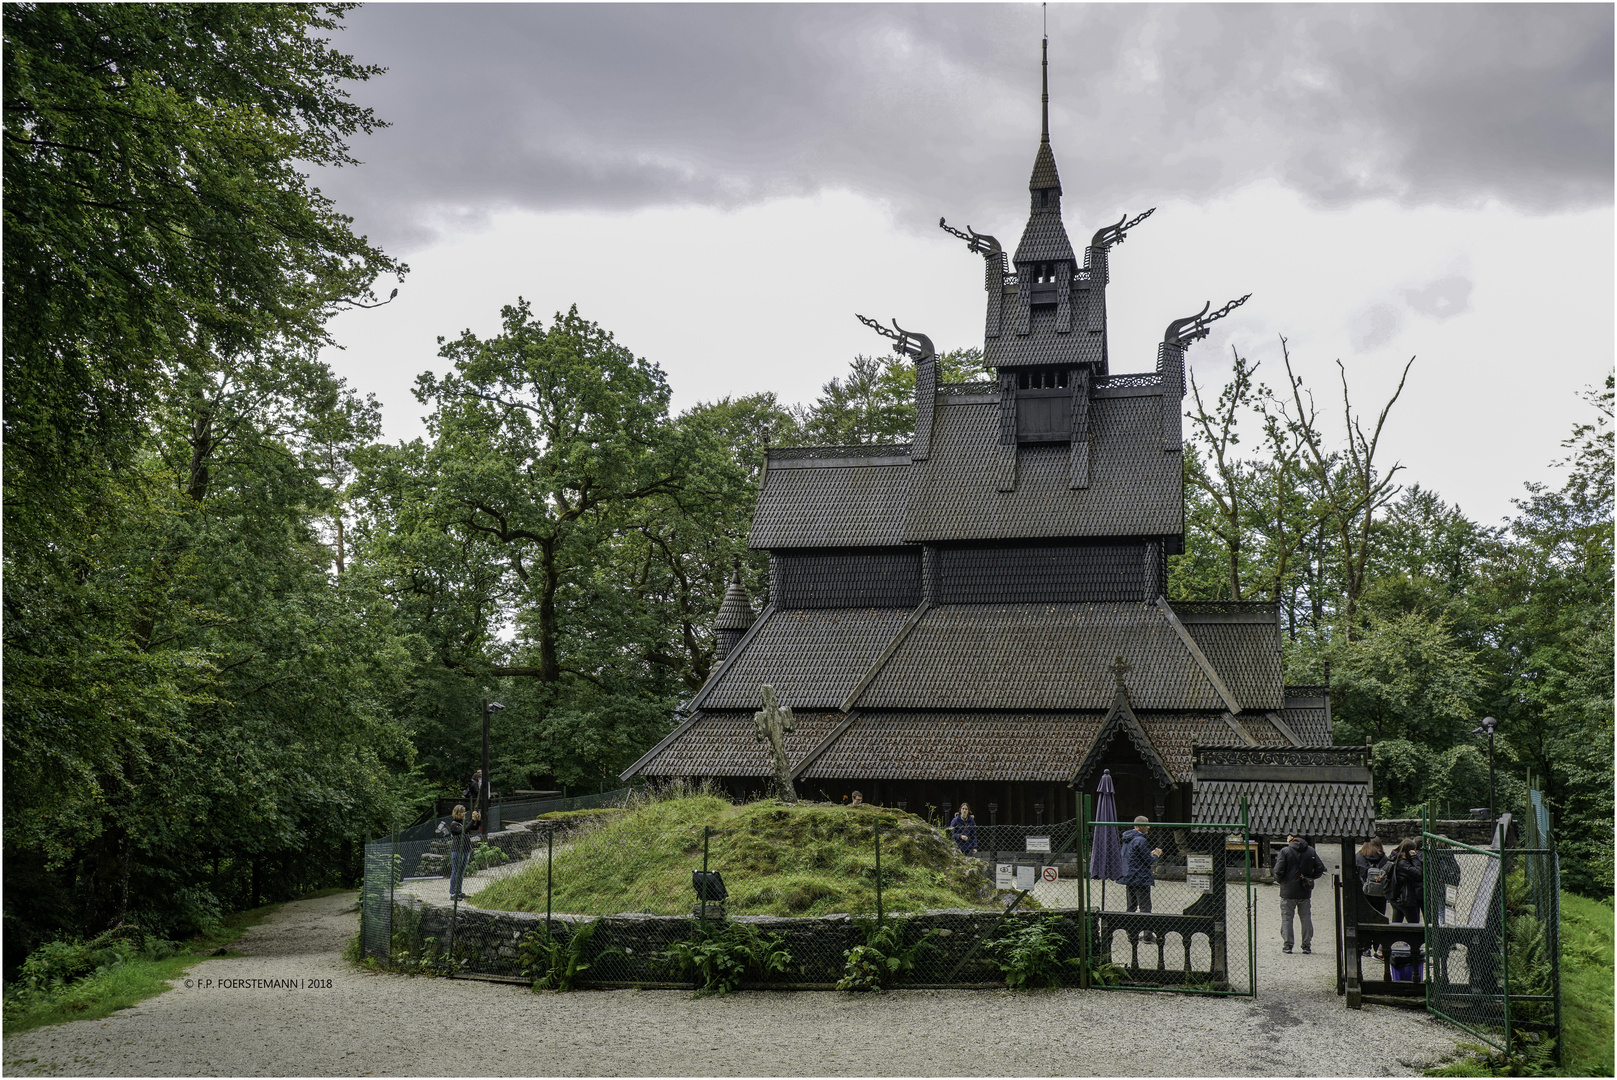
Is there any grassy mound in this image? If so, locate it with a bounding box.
[473,792,997,918]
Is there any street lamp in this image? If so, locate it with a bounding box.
[482,700,504,826]
[1471,716,1498,822]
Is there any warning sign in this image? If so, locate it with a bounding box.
[1041,866,1059,884]
[996,864,1015,890]
[1015,864,1037,889]
[1186,855,1213,874]
[1025,836,1051,853]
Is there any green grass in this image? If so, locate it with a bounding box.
[527,808,626,822]
[3,888,355,1036]
[1557,892,1613,1077]
[472,792,999,918]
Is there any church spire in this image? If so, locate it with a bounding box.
[1028,36,1062,196]
[1041,34,1050,144]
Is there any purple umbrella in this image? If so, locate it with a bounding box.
[1089,770,1126,910]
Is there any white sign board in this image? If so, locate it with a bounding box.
[1015,864,1037,890]
[1445,884,1460,909]
[1041,866,1060,884]
[996,864,1015,890]
[1187,873,1212,893]
[1186,855,1213,874]
[1026,835,1051,853]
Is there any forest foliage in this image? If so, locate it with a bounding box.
[3,3,1610,975]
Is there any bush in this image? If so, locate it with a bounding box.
[660,918,790,997]
[836,917,938,992]
[520,921,616,992]
[988,916,1076,990]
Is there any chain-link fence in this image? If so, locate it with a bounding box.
[1424,827,1561,1062]
[362,794,1263,994]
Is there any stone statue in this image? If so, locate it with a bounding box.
[753,684,797,804]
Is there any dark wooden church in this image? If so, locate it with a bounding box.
[623,45,1337,828]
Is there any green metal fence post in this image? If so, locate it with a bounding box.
[546,823,554,938]
[1501,845,1511,1055]
[1079,794,1091,989]
[1243,795,1254,997]
[874,821,884,927]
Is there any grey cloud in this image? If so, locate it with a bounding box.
[1349,302,1404,351]
[312,3,1613,252]
[1403,274,1474,320]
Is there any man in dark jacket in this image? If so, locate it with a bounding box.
[1273,833,1326,954]
[1120,816,1163,943]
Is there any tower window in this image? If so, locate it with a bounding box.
[1015,368,1072,391]
[1041,190,1049,207]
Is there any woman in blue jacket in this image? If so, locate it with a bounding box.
[948,803,978,856]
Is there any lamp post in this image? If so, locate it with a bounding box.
[1472,716,1498,822]
[482,699,504,826]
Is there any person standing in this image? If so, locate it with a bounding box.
[1387,838,1424,924]
[1273,833,1327,954]
[448,804,477,901]
[948,803,978,856]
[1355,837,1390,959]
[1120,815,1163,943]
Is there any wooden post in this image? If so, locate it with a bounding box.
[1341,838,1362,1009]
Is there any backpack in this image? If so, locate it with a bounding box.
[1363,861,1391,897]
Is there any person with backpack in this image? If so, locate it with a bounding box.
[1355,836,1391,959]
[1387,838,1424,924]
[1356,837,1391,917]
[1272,833,1326,954]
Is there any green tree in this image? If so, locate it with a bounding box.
[3,2,408,943]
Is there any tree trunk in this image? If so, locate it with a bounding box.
[538,540,560,682]
[79,827,132,935]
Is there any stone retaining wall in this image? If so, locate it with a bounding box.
[391,895,1066,987]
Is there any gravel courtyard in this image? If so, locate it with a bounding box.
[3,881,1465,1077]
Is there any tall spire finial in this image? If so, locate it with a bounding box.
[1040,30,1050,144]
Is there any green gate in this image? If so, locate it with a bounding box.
[1077,794,1256,995]
[1422,804,1562,1063]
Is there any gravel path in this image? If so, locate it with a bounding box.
[4,872,1465,1077]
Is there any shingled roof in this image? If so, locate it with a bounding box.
[1181,619,1284,711]
[692,606,915,710]
[799,710,1102,782]
[1014,207,1076,265]
[634,710,845,778]
[1190,746,1374,839]
[851,602,1228,711]
[1195,781,1373,839]
[751,456,912,548]
[902,396,1180,542]
[1281,687,1333,745]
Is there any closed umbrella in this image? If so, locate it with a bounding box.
[1090,770,1126,910]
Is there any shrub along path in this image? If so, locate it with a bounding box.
[1,889,1467,1077]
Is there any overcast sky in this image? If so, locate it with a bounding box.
[313,2,1613,526]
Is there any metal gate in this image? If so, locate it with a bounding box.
[1423,804,1561,1063]
[1078,795,1255,995]
[360,835,395,960]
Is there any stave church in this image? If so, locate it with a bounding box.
[624,42,1366,837]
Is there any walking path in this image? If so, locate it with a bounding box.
[3,875,1464,1077]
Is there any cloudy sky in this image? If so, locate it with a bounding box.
[312,2,1613,525]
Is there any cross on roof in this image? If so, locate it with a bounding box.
[1109,655,1132,685]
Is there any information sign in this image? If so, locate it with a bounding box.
[1186,873,1212,893]
[996,864,1015,890]
[1040,866,1060,884]
[1015,864,1037,889]
[1026,836,1051,853]
[1186,855,1213,874]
